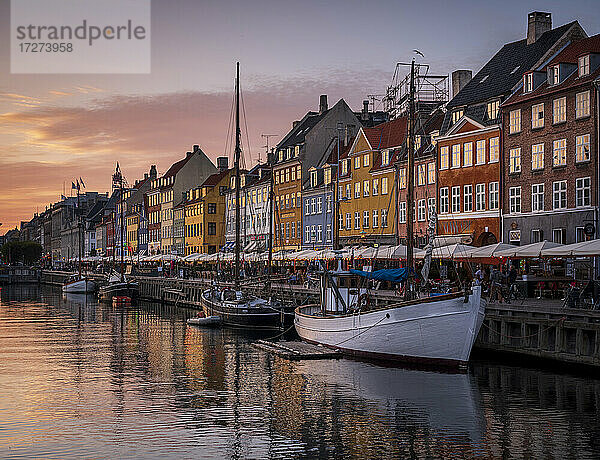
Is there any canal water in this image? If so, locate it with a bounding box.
[0,285,599,459]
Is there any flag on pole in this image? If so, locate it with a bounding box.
[71,182,76,190]
[79,177,85,188]
[76,179,80,191]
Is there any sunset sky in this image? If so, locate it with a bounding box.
[1,0,599,233]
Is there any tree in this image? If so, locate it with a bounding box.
[0,241,42,265]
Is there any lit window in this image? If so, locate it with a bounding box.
[532,143,544,170]
[489,137,499,163]
[576,134,591,163]
[440,146,449,169]
[476,140,486,164]
[552,139,567,167]
[576,91,590,118]
[509,187,521,213]
[532,103,544,129]
[509,148,521,173]
[372,178,379,195]
[354,182,360,199]
[363,180,369,197]
[398,168,406,188]
[381,177,388,195]
[553,181,567,209]
[417,164,426,186]
[463,142,473,167]
[382,150,390,166]
[427,162,435,184]
[363,154,369,167]
[354,156,361,170]
[576,177,591,207]
[451,144,460,168]
[553,97,566,124]
[532,183,544,212]
[487,100,499,120]
[452,109,463,125]
[578,55,590,77]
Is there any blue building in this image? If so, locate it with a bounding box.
[302,164,335,250]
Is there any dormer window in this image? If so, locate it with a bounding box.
[452,109,463,125]
[340,159,348,176]
[414,136,421,151]
[548,65,560,86]
[324,167,331,185]
[277,150,283,162]
[579,55,590,77]
[382,150,390,166]
[487,100,500,120]
[294,145,300,157]
[310,170,317,188]
[523,73,533,93]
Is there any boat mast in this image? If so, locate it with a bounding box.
[333,123,341,251]
[234,62,241,289]
[120,176,125,282]
[405,59,416,299]
[77,188,82,278]
[267,148,274,277]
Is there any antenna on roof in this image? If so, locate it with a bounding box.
[260,134,277,164]
[413,49,425,58]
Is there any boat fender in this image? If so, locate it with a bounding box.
[385,313,390,319]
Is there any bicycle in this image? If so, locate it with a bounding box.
[503,283,526,304]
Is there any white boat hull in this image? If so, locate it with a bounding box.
[62,279,96,294]
[295,286,485,367]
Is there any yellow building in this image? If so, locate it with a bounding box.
[184,169,232,255]
[338,117,407,246]
[126,213,139,254]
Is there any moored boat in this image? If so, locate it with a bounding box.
[62,275,96,294]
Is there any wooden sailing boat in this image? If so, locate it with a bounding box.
[200,63,293,330]
[294,59,486,367]
[62,184,96,294]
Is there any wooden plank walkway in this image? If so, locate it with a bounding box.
[253,340,341,360]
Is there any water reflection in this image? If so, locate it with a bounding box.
[0,285,598,459]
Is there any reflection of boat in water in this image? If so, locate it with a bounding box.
[296,359,485,445]
[187,314,221,327]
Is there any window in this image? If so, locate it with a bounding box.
[549,65,560,85]
[440,146,449,169]
[399,169,406,188]
[451,186,460,213]
[207,222,216,235]
[576,177,591,207]
[363,180,369,197]
[297,221,301,239]
[576,91,590,118]
[489,182,499,210]
[324,167,331,185]
[489,137,499,163]
[381,209,388,227]
[451,144,460,168]
[382,150,390,166]
[475,183,486,211]
[341,160,348,176]
[207,203,217,214]
[399,202,406,223]
[418,199,426,221]
[553,228,566,245]
[463,185,473,212]
[372,178,379,195]
[310,225,315,242]
[326,195,332,212]
[487,100,499,120]
[372,209,379,228]
[305,226,310,243]
[476,140,486,164]
[509,187,521,213]
[532,103,544,129]
[297,192,301,208]
[553,97,566,124]
[428,197,436,217]
[345,213,351,229]
[311,197,316,214]
[579,55,590,77]
[523,73,533,93]
[509,109,521,134]
[285,168,290,182]
[363,154,369,167]
[310,170,317,187]
[417,164,426,185]
[576,134,591,163]
[532,143,544,170]
[354,156,361,170]
[440,188,449,214]
[427,162,435,184]
[552,139,566,167]
[531,229,542,243]
[317,197,322,213]
[529,183,545,213]
[381,177,388,194]
[576,227,585,243]
[291,167,296,182]
[463,142,473,167]
[326,224,332,242]
[363,211,369,228]
[509,148,521,173]
[354,182,360,199]
[452,109,463,124]
[354,212,360,229]
[553,181,567,209]
[316,225,322,242]
[291,221,296,239]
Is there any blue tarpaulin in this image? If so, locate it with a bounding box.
[349,268,411,283]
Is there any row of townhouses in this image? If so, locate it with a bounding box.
[10,12,600,262]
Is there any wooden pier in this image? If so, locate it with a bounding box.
[253,340,342,360]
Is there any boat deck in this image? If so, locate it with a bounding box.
[253,340,342,360]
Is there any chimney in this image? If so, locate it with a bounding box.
[319,94,328,114]
[362,100,369,120]
[292,120,300,129]
[452,70,473,98]
[344,126,351,147]
[193,144,199,153]
[186,151,192,157]
[527,12,552,45]
[149,165,157,179]
[217,156,228,172]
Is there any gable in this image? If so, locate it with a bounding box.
[349,129,372,156]
[456,121,482,134]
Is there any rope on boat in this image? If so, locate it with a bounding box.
[262,323,296,341]
[333,313,390,347]
[481,316,566,340]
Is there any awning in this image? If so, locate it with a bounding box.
[221,241,235,252]
[495,240,563,258]
[244,241,257,252]
[541,239,600,257]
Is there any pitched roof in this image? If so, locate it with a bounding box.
[362,116,408,150]
[277,111,326,149]
[504,33,600,106]
[201,169,230,187]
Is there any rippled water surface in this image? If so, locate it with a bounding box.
[1,285,599,459]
